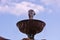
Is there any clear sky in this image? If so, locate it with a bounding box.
[0,0,60,40]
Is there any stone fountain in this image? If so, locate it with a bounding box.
[16,9,46,40]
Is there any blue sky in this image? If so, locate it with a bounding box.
[0,0,60,40]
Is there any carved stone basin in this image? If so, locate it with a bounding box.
[17,19,45,34]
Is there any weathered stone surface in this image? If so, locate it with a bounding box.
[17,19,45,34]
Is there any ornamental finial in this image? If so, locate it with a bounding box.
[28,9,35,19]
